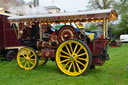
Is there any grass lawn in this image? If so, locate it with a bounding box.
[0,44,128,85]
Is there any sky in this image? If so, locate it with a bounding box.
[24,0,90,12]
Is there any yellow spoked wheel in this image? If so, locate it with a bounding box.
[38,57,48,66]
[56,39,92,76]
[17,47,38,70]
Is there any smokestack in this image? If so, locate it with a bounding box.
[34,0,39,7]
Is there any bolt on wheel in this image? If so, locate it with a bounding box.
[17,47,38,70]
[56,39,92,76]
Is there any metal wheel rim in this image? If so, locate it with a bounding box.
[56,40,89,76]
[17,48,38,70]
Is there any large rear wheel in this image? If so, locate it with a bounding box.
[56,39,92,76]
[17,47,38,70]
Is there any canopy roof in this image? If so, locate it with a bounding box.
[8,9,117,23]
[0,13,13,16]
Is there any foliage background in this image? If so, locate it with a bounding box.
[86,0,128,38]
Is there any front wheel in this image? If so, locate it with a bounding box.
[56,39,92,76]
[17,47,38,70]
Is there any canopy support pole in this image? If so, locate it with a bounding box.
[106,19,109,38]
[103,18,106,38]
[17,22,20,39]
[103,18,108,39]
[39,24,42,41]
[12,23,18,38]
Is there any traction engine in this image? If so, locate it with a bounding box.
[8,9,117,76]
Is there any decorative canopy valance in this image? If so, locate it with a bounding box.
[8,9,117,23]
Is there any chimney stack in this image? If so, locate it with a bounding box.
[34,0,39,7]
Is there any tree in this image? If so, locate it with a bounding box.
[113,0,128,14]
[87,23,97,30]
[118,14,128,34]
[8,0,25,15]
[86,0,128,38]
[111,14,128,37]
[87,0,113,10]
[109,23,120,38]
[111,0,128,37]
[86,0,114,36]
[87,23,103,31]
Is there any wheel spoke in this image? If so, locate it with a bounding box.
[76,46,82,55]
[30,54,35,58]
[24,61,27,67]
[73,44,78,54]
[29,60,34,65]
[77,53,86,57]
[20,59,26,64]
[61,59,70,63]
[75,61,81,72]
[21,54,26,58]
[64,61,70,68]
[27,50,31,57]
[65,45,71,56]
[77,58,88,62]
[30,59,36,61]
[69,43,73,54]
[61,50,70,56]
[20,57,26,60]
[27,61,30,68]
[72,61,76,72]
[68,63,73,72]
[75,60,85,66]
[59,54,70,59]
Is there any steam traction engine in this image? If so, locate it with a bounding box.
[8,9,117,76]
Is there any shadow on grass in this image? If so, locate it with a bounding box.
[36,61,105,77]
[5,60,106,77]
[82,67,106,77]
[34,61,62,74]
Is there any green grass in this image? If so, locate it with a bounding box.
[0,44,128,85]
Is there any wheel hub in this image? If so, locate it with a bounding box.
[25,57,30,60]
[70,55,74,61]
